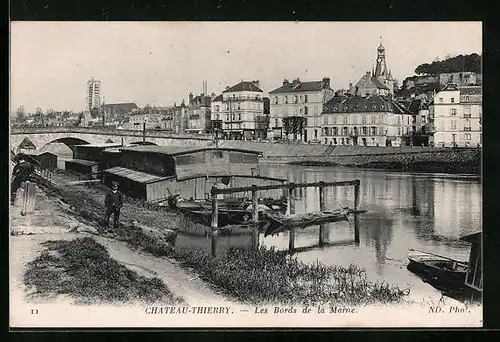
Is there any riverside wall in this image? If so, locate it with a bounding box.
[216,141,481,174]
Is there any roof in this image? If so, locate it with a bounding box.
[103,103,139,111]
[407,99,428,114]
[460,231,481,242]
[119,146,262,157]
[269,80,330,94]
[104,166,171,184]
[324,95,412,114]
[22,150,58,157]
[460,86,482,96]
[354,73,390,91]
[102,149,122,154]
[66,159,98,166]
[212,94,223,102]
[440,83,460,91]
[190,94,211,107]
[223,81,263,93]
[73,143,123,148]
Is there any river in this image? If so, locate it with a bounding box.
[176,164,482,301]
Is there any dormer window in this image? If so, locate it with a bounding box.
[380,105,384,110]
[333,107,338,111]
[451,98,455,103]
[372,106,376,110]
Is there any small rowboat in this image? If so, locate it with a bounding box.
[407,249,468,290]
[264,208,350,236]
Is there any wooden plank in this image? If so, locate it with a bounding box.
[213,179,360,195]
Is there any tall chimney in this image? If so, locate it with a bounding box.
[189,92,193,103]
[283,79,290,86]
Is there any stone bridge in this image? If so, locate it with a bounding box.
[10,127,212,151]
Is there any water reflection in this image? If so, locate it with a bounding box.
[178,164,482,299]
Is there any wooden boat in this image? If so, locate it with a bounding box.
[264,208,350,236]
[407,249,468,290]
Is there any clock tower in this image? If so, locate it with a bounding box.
[373,38,394,95]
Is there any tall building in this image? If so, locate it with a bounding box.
[352,41,395,97]
[86,78,102,111]
[429,84,482,147]
[186,92,212,134]
[268,77,334,142]
[220,80,266,140]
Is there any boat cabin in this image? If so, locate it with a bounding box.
[102,146,286,202]
[73,143,123,169]
[460,232,482,296]
[65,159,99,177]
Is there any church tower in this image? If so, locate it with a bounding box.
[373,38,394,95]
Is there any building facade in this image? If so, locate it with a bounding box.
[269,78,334,142]
[86,78,102,111]
[186,93,212,134]
[220,81,267,140]
[322,94,413,147]
[429,84,482,147]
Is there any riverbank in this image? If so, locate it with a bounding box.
[26,172,410,306]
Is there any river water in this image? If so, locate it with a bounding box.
[176,164,482,301]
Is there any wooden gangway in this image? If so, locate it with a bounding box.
[208,179,362,256]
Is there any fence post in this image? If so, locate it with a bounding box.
[318,181,326,247]
[288,182,296,215]
[211,185,219,257]
[289,227,295,252]
[354,180,360,244]
[251,185,259,251]
[251,185,258,222]
[354,180,360,212]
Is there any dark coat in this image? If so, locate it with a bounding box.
[105,189,124,210]
[12,161,35,183]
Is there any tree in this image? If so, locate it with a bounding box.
[282,116,307,141]
[90,107,100,118]
[75,112,84,126]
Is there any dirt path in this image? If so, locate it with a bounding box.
[10,183,236,307]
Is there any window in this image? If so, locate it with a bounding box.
[274,119,278,127]
[341,138,345,145]
[451,120,457,130]
[362,127,368,135]
[371,126,377,135]
[215,105,220,112]
[304,95,308,103]
[226,114,229,121]
[362,115,367,124]
[451,108,456,116]
[465,96,470,102]
[238,114,241,120]
[333,138,337,144]
[274,96,278,104]
[304,106,308,115]
[464,106,471,118]
[294,95,298,103]
[237,103,241,110]
[332,127,338,135]
[284,96,288,104]
[451,98,455,103]
[439,98,443,103]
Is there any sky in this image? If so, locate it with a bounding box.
[10,21,482,113]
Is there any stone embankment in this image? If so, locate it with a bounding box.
[214,141,481,174]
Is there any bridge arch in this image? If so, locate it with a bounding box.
[129,141,158,146]
[41,137,91,151]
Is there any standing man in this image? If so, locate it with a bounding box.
[104,181,123,230]
[11,154,35,205]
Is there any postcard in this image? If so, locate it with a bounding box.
[10,21,482,328]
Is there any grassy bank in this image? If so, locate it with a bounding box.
[34,175,409,306]
[174,247,408,305]
[23,237,182,305]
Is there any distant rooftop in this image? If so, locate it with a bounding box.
[223,81,263,93]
